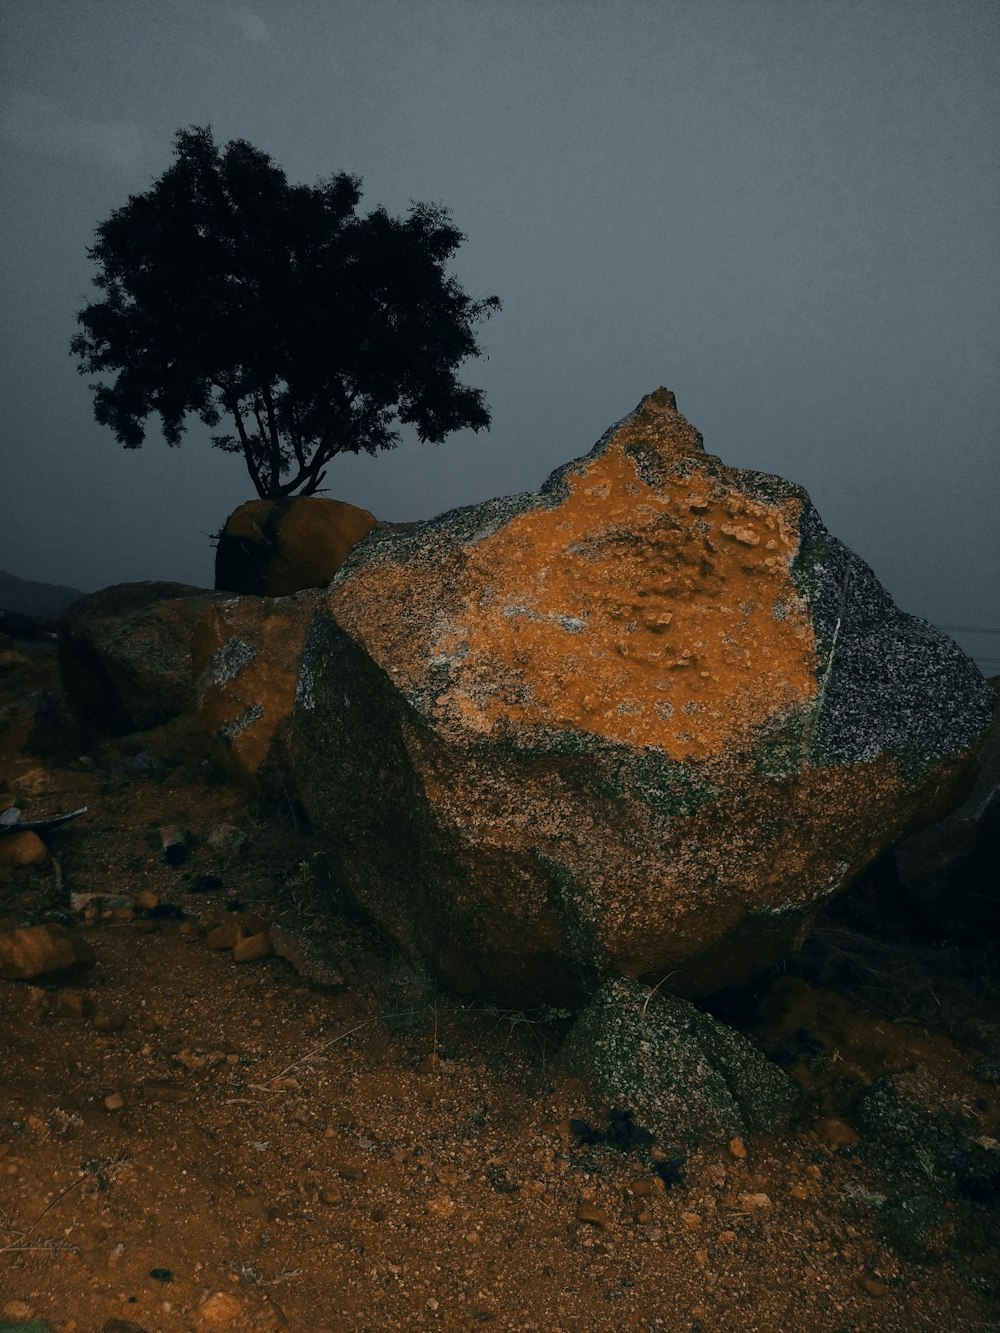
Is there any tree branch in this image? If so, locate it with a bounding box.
[219,387,265,498]
[260,383,284,495]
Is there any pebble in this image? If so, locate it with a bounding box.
[104,1091,126,1111]
[141,1079,192,1103]
[815,1117,860,1150]
[737,1192,773,1213]
[233,930,272,963]
[196,1290,244,1325]
[136,889,160,911]
[2,1301,34,1320]
[628,1177,662,1198]
[575,1201,609,1226]
[0,830,47,866]
[13,768,52,796]
[206,921,240,950]
[159,826,192,866]
[728,1137,747,1159]
[92,1007,129,1032]
[55,989,94,1020]
[426,1194,456,1218]
[861,1277,887,1297]
[207,823,247,856]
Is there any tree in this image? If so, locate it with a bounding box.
[70,125,502,499]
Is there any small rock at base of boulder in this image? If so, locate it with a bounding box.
[0,923,96,981]
[558,976,798,1156]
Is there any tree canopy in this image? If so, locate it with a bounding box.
[70,125,502,498]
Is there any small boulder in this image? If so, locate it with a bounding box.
[558,976,798,1154]
[0,923,96,980]
[59,582,227,732]
[0,830,48,867]
[214,496,377,596]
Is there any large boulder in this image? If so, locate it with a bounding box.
[192,591,321,788]
[59,582,227,732]
[291,389,996,1006]
[214,496,378,597]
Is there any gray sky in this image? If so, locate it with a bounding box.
[1,0,997,670]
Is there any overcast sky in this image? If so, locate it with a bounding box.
[1,0,997,670]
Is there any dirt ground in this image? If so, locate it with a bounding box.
[0,643,998,1332]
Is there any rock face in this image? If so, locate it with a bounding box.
[292,389,996,1006]
[59,582,226,732]
[192,591,320,787]
[214,496,378,597]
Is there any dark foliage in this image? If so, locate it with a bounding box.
[70,125,501,498]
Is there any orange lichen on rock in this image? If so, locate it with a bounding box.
[192,593,318,787]
[334,389,818,762]
[435,449,816,762]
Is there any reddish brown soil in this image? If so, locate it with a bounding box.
[1,645,998,1332]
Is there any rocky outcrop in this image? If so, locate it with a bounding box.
[59,582,226,733]
[291,389,996,1006]
[192,591,320,787]
[214,496,378,597]
[559,977,798,1152]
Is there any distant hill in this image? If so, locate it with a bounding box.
[0,569,85,618]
